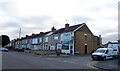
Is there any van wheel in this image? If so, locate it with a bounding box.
[103,57,106,61]
[92,58,96,61]
[111,56,114,60]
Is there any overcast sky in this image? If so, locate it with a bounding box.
[0,0,119,44]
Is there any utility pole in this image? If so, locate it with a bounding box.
[19,28,21,39]
[19,28,21,49]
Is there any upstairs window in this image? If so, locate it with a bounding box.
[84,34,87,41]
[63,33,70,40]
[45,37,48,42]
[39,37,42,42]
[32,38,38,44]
[54,35,58,40]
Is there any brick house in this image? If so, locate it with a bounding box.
[50,23,100,55]
[10,23,101,55]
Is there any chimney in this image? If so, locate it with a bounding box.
[26,35,29,37]
[99,35,101,38]
[51,26,56,31]
[40,32,44,35]
[65,23,69,29]
[32,33,35,36]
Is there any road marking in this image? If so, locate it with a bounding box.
[86,61,99,69]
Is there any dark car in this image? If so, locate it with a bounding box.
[0,48,8,52]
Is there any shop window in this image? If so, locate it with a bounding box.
[62,45,69,50]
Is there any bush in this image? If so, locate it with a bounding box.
[0,35,10,47]
[4,46,13,49]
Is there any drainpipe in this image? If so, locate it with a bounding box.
[72,32,75,55]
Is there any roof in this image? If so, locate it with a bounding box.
[98,48,112,50]
[53,23,85,34]
[31,31,51,38]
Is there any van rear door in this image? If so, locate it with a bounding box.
[107,49,113,59]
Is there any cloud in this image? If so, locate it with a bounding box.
[0,22,20,28]
[102,33,118,43]
[20,16,52,23]
[0,0,18,16]
[72,16,93,23]
[19,16,60,32]
[0,0,119,44]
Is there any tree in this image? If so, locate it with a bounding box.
[0,35,10,47]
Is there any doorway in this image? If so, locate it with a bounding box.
[85,45,87,54]
[70,46,73,55]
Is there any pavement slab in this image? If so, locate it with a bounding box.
[93,59,119,71]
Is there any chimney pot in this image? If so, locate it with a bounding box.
[40,32,44,35]
[32,33,35,35]
[26,35,29,37]
[51,26,56,31]
[65,23,69,29]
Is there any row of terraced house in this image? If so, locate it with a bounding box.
[7,23,102,55]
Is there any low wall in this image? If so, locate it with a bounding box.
[36,50,56,55]
[24,50,56,55]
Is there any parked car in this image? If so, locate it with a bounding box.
[92,48,114,61]
[0,48,8,52]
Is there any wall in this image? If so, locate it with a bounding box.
[74,25,98,55]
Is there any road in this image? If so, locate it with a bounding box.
[2,51,99,70]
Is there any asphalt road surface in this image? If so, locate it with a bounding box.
[2,51,99,69]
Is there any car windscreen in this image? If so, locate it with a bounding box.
[95,49,106,53]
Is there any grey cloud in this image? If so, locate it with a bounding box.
[105,3,117,9]
[102,33,118,44]
[0,22,20,28]
[0,2,11,10]
[105,16,117,21]
[0,15,60,40]
[19,16,60,32]
[98,28,117,35]
[94,24,118,34]
[88,7,102,12]
[72,16,93,23]
[0,1,17,15]
[20,16,52,24]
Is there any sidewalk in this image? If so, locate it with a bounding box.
[43,54,91,58]
[44,54,71,58]
[94,59,119,70]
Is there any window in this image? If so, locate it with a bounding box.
[95,49,106,53]
[63,33,70,40]
[25,39,27,44]
[45,37,48,42]
[30,39,32,43]
[17,41,19,44]
[50,45,55,50]
[84,34,87,41]
[32,38,38,44]
[39,44,43,50]
[39,37,42,42]
[105,50,108,54]
[62,45,69,50]
[54,35,58,40]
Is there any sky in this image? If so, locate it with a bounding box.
[0,0,119,44]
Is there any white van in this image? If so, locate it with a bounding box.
[108,43,119,58]
[92,48,114,60]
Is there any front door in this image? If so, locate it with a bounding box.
[70,46,73,55]
[85,45,87,54]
